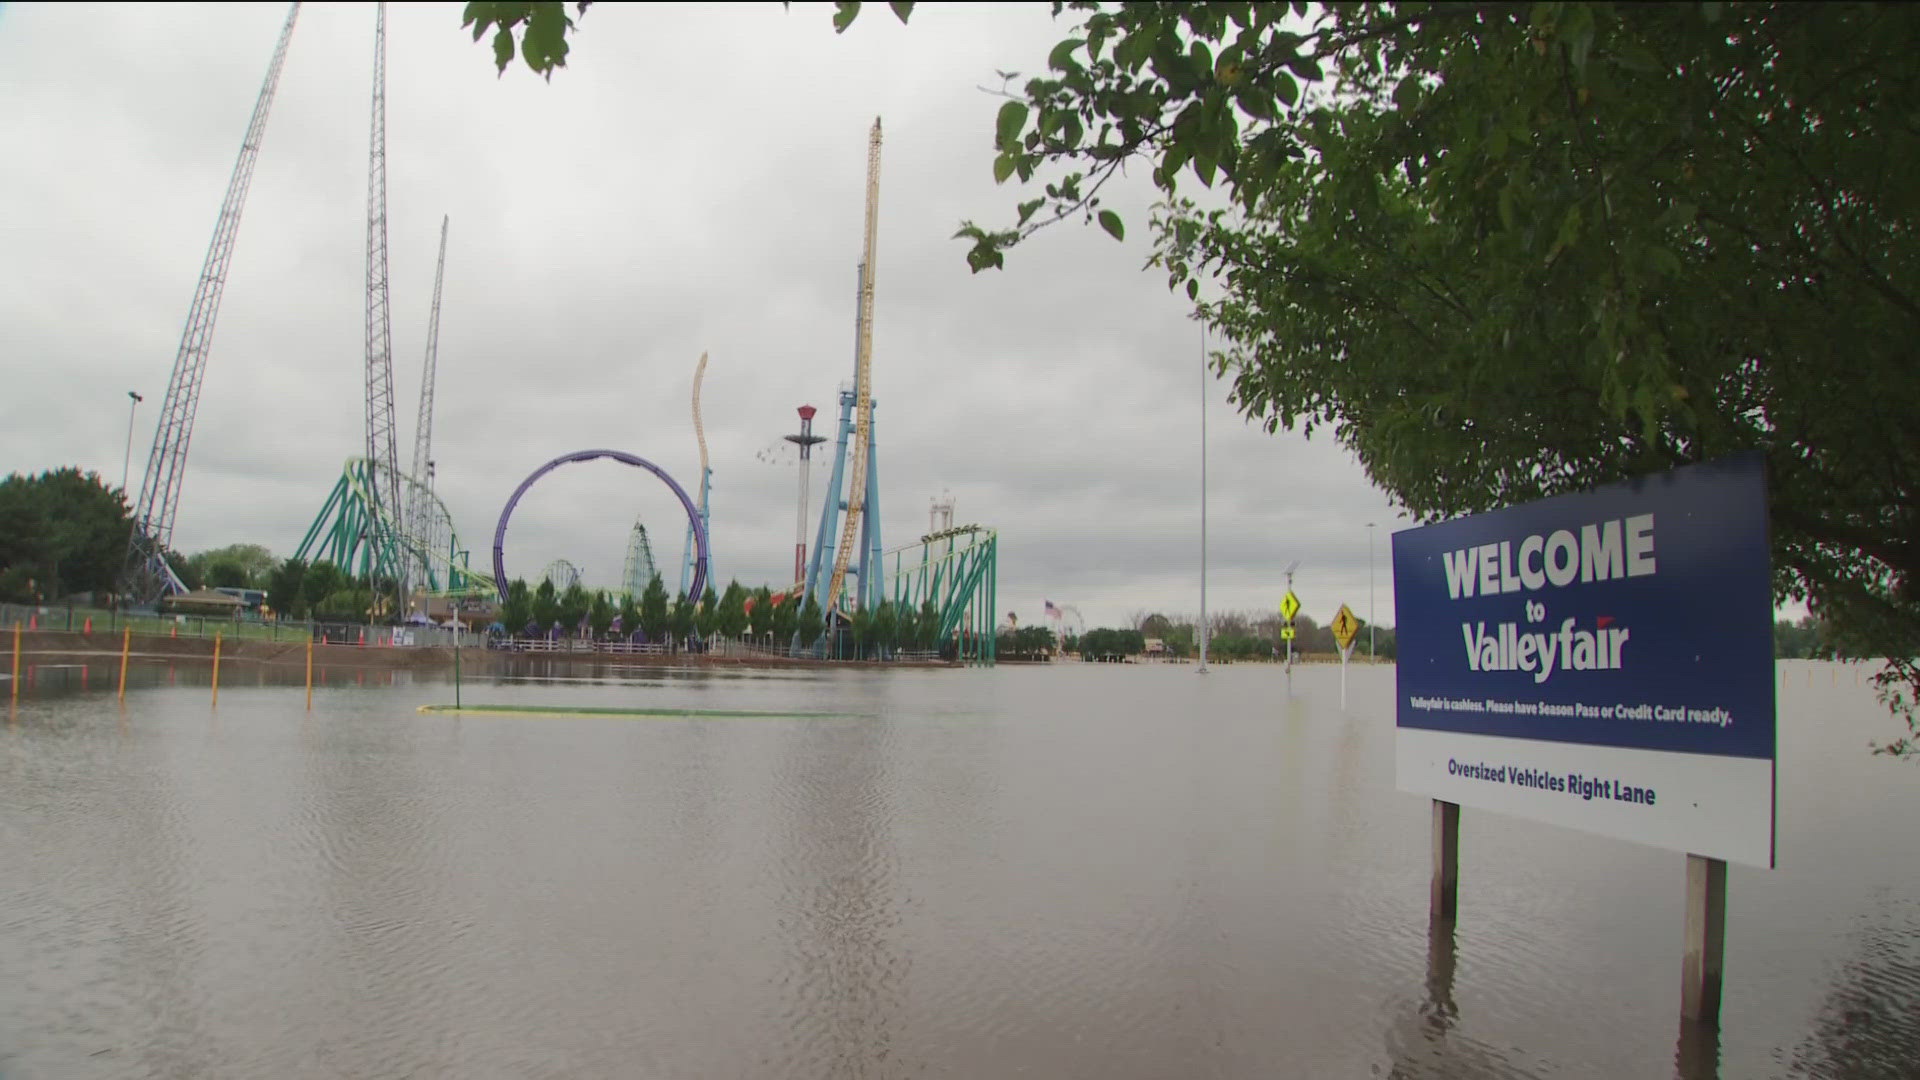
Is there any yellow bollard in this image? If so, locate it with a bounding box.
[211,632,222,708]
[305,636,314,711]
[10,621,19,703]
[118,625,131,700]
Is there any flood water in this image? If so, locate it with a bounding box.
[1,659,1916,1078]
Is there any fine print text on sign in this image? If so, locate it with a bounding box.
[1392,454,1775,867]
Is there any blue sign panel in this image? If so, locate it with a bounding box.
[1392,453,1776,866]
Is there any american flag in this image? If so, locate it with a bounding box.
[1044,600,1061,620]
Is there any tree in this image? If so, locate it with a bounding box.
[203,558,250,590]
[313,587,371,622]
[268,557,307,618]
[870,601,898,659]
[618,590,641,637]
[669,593,697,649]
[640,573,670,640]
[532,577,559,628]
[694,584,719,641]
[799,593,825,649]
[916,598,940,651]
[717,580,748,638]
[770,592,798,649]
[0,467,135,601]
[746,585,774,640]
[303,561,344,615]
[502,578,533,634]
[558,582,591,634]
[849,604,873,660]
[186,543,276,589]
[1081,627,1145,658]
[477,2,1920,745]
[589,589,614,637]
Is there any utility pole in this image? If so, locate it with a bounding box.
[1198,321,1209,674]
[1368,521,1377,658]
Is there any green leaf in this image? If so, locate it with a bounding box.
[1187,278,1201,301]
[996,101,1030,148]
[993,153,1017,184]
[492,25,516,73]
[1049,37,1085,72]
[833,1,861,33]
[1098,209,1125,241]
[888,0,914,23]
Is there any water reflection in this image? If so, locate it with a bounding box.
[768,691,910,1078]
[1784,905,1920,1078]
[1380,916,1537,1079]
[0,664,1916,1077]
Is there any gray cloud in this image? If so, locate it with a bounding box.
[0,1,1402,630]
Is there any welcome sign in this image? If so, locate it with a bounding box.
[1392,454,1776,867]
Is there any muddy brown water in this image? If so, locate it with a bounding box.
[1,659,1914,1078]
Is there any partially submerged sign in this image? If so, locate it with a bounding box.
[1391,454,1775,867]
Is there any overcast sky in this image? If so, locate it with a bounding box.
[0,1,1408,630]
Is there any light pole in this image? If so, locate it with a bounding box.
[1197,321,1209,674]
[122,391,144,495]
[1367,521,1377,658]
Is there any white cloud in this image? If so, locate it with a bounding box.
[0,1,1402,630]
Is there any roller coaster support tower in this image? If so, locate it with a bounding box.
[294,457,494,602]
[122,3,300,604]
[820,118,883,616]
[883,526,998,666]
[803,364,882,613]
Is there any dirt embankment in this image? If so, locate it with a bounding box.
[10,630,956,672]
[11,629,463,670]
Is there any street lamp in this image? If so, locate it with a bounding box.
[1197,320,1209,674]
[1367,522,1377,658]
[122,390,144,495]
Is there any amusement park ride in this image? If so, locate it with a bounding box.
[117,5,999,660]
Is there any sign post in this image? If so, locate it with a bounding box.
[1332,603,1359,709]
[1280,583,1301,680]
[1391,454,1774,1027]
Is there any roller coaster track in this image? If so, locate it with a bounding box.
[679,352,711,596]
[295,456,494,598]
[825,119,882,615]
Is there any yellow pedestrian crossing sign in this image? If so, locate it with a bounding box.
[1332,604,1360,651]
[1280,590,1300,622]
[1281,625,1295,641]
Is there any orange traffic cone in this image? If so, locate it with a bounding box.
[83,617,92,634]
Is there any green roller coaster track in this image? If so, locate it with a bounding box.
[879,524,998,667]
[294,457,495,599]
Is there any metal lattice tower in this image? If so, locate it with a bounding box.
[826,119,883,615]
[407,215,450,591]
[122,3,300,602]
[364,2,403,605]
[623,521,658,597]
